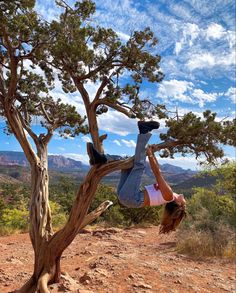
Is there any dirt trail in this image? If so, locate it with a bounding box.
[0,226,235,293]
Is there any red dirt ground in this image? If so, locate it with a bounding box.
[0,226,235,293]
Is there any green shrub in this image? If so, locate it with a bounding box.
[0,207,29,231]
[176,186,236,259]
[50,201,67,228]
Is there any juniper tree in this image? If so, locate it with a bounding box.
[0,1,235,292]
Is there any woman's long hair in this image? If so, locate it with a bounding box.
[159,201,186,234]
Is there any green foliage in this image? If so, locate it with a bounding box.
[0,183,29,208]
[185,188,235,229]
[49,201,67,228]
[160,111,235,164]
[0,207,29,230]
[0,182,67,233]
[50,176,77,213]
[211,162,236,200]
[48,1,165,120]
[89,184,125,226]
[0,0,88,138]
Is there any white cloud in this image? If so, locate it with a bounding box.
[116,31,130,41]
[224,87,236,103]
[174,41,183,55]
[98,111,138,136]
[81,136,92,143]
[121,139,136,148]
[187,52,216,70]
[158,156,200,171]
[192,89,218,107]
[187,51,236,71]
[157,79,218,107]
[205,23,226,40]
[113,139,121,146]
[57,147,65,151]
[53,131,74,140]
[157,79,193,103]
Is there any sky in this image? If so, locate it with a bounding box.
[0,0,235,170]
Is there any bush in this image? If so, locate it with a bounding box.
[50,201,67,228]
[176,187,236,259]
[0,207,29,232]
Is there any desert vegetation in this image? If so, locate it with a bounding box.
[0,0,235,292]
[1,163,235,260]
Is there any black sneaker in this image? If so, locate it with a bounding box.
[87,143,107,165]
[138,121,160,134]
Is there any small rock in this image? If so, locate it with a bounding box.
[136,230,147,235]
[79,273,92,285]
[89,262,97,269]
[133,282,152,289]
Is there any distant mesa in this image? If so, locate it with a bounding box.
[0,151,87,171]
[0,151,198,186]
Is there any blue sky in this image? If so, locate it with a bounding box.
[0,0,235,170]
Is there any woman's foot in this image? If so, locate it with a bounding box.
[87,143,107,165]
[138,121,160,134]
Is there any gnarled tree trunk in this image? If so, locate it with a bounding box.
[16,157,133,293]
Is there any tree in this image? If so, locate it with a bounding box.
[0,1,235,292]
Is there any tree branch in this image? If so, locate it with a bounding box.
[17,109,39,143]
[73,79,90,110]
[5,106,38,164]
[100,100,134,118]
[92,77,109,104]
[79,200,113,230]
[40,102,54,124]
[0,64,7,98]
[151,139,186,152]
[0,61,10,69]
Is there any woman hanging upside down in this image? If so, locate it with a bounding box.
[87,121,186,233]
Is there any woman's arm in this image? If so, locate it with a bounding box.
[146,146,174,201]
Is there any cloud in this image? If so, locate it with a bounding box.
[113,139,121,146]
[98,111,138,136]
[191,89,218,108]
[113,138,136,148]
[187,51,236,71]
[57,147,65,151]
[121,139,136,148]
[224,87,236,103]
[157,79,218,107]
[81,136,92,143]
[116,31,130,41]
[205,23,226,40]
[157,79,194,103]
[53,131,74,140]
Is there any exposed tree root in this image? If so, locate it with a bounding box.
[36,272,50,293]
